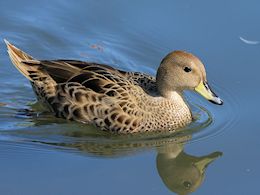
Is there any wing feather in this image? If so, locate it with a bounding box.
[46,65,145,133]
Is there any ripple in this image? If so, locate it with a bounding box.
[0,100,214,157]
[0,57,237,157]
[0,30,238,157]
[185,81,239,143]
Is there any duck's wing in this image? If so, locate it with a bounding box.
[14,57,146,132]
[78,62,157,94]
[60,60,158,94]
[23,59,158,94]
[21,60,116,83]
[49,64,147,133]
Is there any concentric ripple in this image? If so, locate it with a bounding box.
[0,33,238,157]
[0,88,233,157]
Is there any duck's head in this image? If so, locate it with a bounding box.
[156,51,223,105]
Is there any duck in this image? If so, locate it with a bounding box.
[4,39,223,134]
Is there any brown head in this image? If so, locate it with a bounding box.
[156,51,223,105]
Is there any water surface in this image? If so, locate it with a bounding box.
[0,0,259,194]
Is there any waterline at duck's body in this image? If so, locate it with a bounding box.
[4,40,222,134]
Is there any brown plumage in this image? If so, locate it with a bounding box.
[4,40,223,134]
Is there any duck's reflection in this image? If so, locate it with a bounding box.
[9,100,221,195]
[28,129,221,195]
[156,141,221,195]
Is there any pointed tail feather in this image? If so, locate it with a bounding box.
[5,40,57,98]
[4,39,40,81]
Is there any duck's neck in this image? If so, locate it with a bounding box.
[165,91,191,113]
[157,85,185,102]
[166,91,184,102]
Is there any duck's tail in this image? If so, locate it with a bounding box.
[4,39,55,85]
[4,39,57,98]
[4,39,38,81]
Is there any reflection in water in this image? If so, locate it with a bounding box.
[0,106,221,194]
[21,127,221,195]
[157,142,221,195]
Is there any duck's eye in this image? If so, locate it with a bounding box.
[184,67,192,73]
[183,181,192,189]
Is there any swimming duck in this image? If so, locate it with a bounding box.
[4,40,223,133]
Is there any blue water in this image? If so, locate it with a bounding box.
[0,0,260,194]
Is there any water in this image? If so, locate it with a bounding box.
[0,0,259,194]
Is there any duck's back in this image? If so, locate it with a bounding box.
[28,60,158,133]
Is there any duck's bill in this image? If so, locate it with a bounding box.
[195,151,222,174]
[195,81,223,105]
